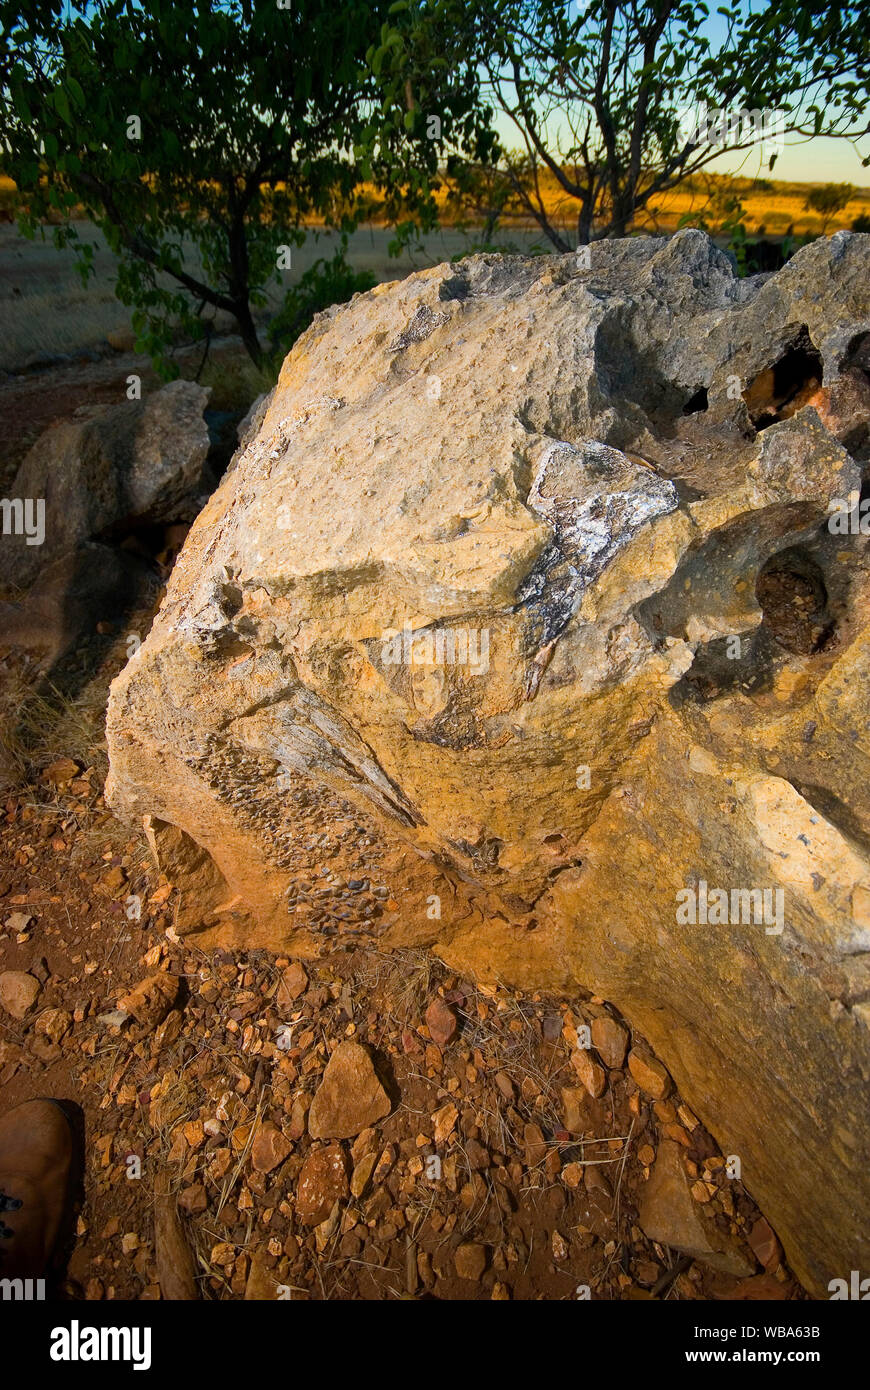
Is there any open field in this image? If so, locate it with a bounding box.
[0,221,549,373]
[2,168,868,373]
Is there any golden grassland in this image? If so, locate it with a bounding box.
[3,169,869,239]
[428,169,870,239]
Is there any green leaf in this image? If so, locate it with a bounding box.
[54,87,73,127]
[67,76,86,110]
[13,86,32,124]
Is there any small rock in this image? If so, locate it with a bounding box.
[350,1151,378,1199]
[494,1070,514,1101]
[3,913,32,935]
[251,1122,292,1174]
[244,1248,279,1300]
[634,1258,663,1287]
[454,1242,487,1280]
[118,972,180,1036]
[350,1127,378,1163]
[43,757,79,785]
[178,1184,207,1215]
[748,1217,782,1272]
[425,996,458,1047]
[154,1185,198,1301]
[277,960,308,1007]
[561,1086,587,1135]
[307,1040,391,1139]
[296,1145,348,1225]
[432,1102,458,1144]
[628,1049,672,1100]
[571,1047,607,1098]
[152,1009,183,1053]
[0,970,41,1019]
[590,1015,629,1069]
[286,1094,310,1140]
[639,1140,753,1277]
[35,1007,72,1043]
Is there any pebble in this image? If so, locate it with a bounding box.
[561,1086,587,1134]
[251,1122,293,1174]
[0,969,41,1019]
[425,996,458,1047]
[295,1145,348,1225]
[571,1047,607,1098]
[276,960,308,1006]
[590,1015,629,1069]
[432,1102,458,1144]
[748,1216,782,1271]
[628,1049,672,1100]
[178,1184,208,1215]
[454,1242,487,1280]
[35,1007,72,1043]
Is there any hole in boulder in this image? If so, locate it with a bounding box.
[755,546,834,654]
[682,386,708,415]
[743,326,823,430]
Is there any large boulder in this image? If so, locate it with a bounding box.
[2,379,212,591]
[106,230,870,1296]
[1,380,213,666]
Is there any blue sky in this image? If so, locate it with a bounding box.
[489,2,869,187]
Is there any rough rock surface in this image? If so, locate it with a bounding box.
[1,381,213,666]
[5,380,212,590]
[639,1140,754,1277]
[106,230,870,1296]
[0,968,41,1019]
[307,1040,391,1139]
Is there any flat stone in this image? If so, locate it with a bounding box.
[251,1121,292,1174]
[639,1140,754,1277]
[307,1040,391,1139]
[295,1145,348,1225]
[425,997,458,1047]
[454,1242,487,1280]
[277,960,308,1006]
[628,1049,672,1100]
[591,1015,629,1069]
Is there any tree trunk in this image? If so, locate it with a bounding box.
[233,297,263,367]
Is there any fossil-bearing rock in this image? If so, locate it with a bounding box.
[106,230,870,1296]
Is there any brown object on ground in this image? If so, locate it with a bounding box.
[0,1098,73,1277]
[425,997,458,1047]
[153,1173,198,1300]
[307,1040,391,1139]
[118,972,180,1037]
[0,969,41,1020]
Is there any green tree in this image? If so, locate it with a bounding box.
[804,182,857,231]
[0,0,435,372]
[375,0,870,249]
